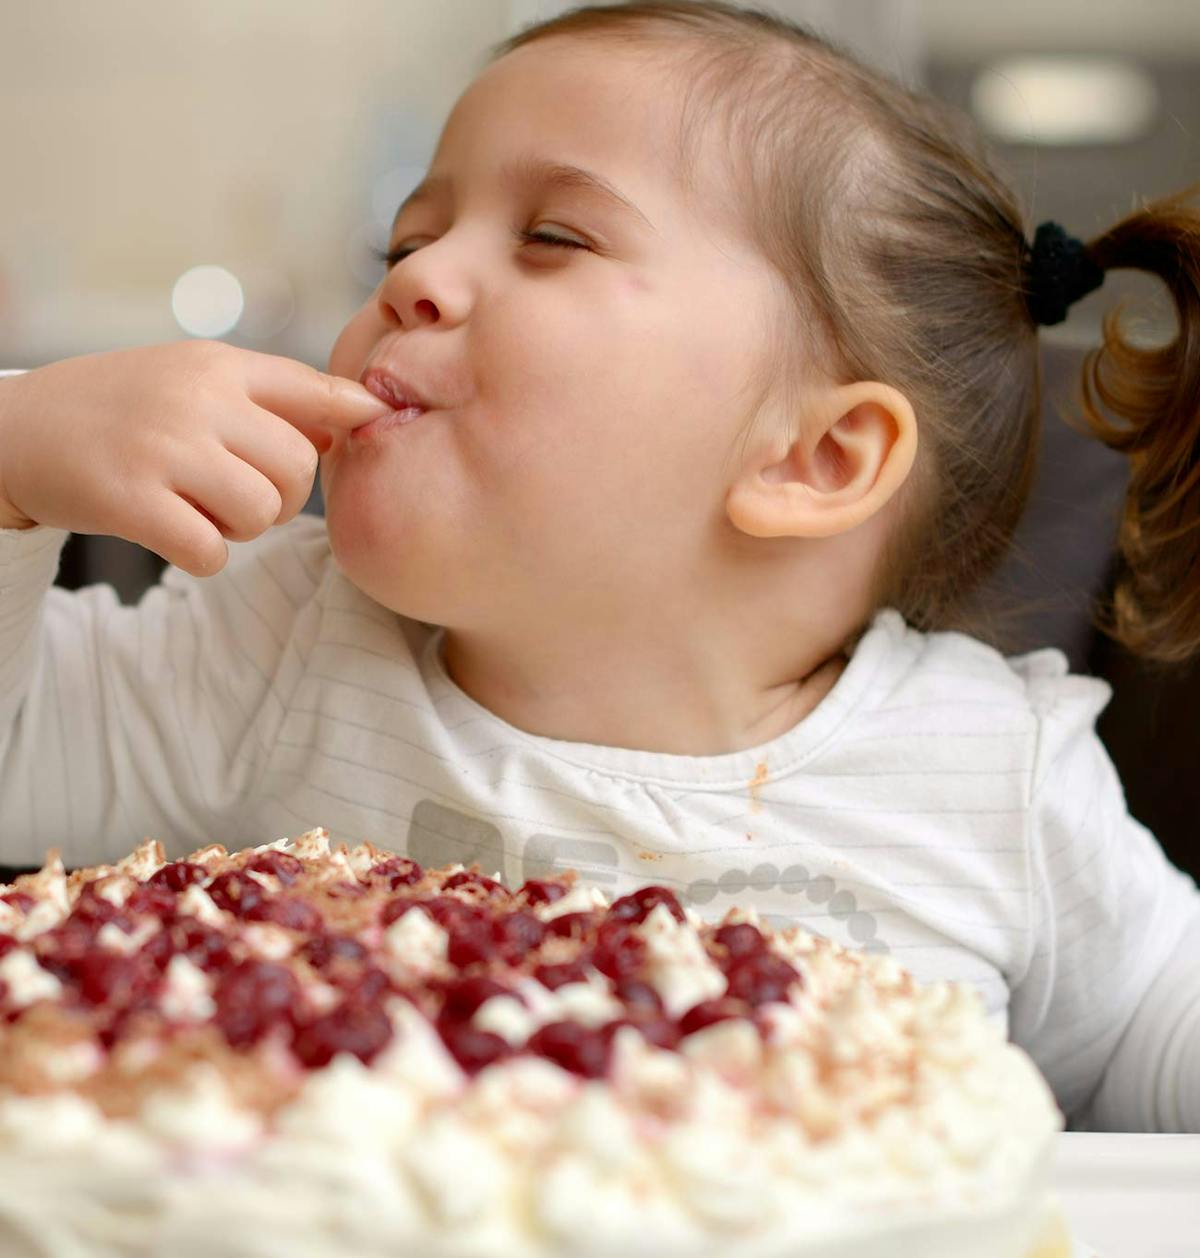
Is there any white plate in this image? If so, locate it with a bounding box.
[1054,1132,1200,1258]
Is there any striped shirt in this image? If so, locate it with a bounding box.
[2,513,1197,1131]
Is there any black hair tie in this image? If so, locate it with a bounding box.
[1024,221,1106,327]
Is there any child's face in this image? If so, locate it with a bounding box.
[322,38,788,628]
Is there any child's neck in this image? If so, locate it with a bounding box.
[438,617,848,757]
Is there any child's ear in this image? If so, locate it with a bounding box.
[725,382,918,539]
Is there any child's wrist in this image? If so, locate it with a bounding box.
[0,370,36,530]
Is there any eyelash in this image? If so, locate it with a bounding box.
[372,229,589,269]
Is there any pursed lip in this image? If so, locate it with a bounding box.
[359,365,434,414]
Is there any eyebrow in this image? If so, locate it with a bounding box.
[392,156,657,234]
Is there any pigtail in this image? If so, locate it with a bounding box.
[1077,187,1200,663]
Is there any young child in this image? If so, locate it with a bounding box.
[0,1,1197,1135]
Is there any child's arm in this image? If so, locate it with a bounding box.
[1007,659,1200,1131]
[0,344,390,866]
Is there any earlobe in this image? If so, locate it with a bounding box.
[725,382,918,540]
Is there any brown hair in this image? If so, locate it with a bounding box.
[491,1,1200,662]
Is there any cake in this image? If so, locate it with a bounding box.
[0,829,1069,1258]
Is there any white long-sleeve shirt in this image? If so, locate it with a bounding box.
[1,513,1197,1132]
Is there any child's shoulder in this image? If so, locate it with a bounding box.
[869,608,1112,724]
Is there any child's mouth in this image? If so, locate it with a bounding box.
[350,405,427,441]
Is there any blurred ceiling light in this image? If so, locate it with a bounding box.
[171,265,245,338]
[971,56,1158,146]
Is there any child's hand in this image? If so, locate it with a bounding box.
[0,341,391,576]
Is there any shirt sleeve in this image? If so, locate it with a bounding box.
[0,519,327,868]
[1007,650,1200,1130]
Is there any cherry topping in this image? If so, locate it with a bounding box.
[246,851,304,885]
[76,951,159,1008]
[528,1020,612,1079]
[547,911,599,940]
[124,884,179,920]
[607,886,685,926]
[724,953,800,1006]
[518,879,568,907]
[291,999,393,1069]
[613,978,664,1013]
[206,871,265,918]
[300,934,367,971]
[246,897,323,933]
[679,998,746,1037]
[379,897,421,928]
[327,881,366,899]
[344,965,392,1004]
[169,917,234,973]
[0,934,17,961]
[627,1014,681,1050]
[437,974,513,1023]
[443,871,509,899]
[491,911,546,962]
[591,920,646,979]
[369,857,423,889]
[67,888,132,932]
[0,892,35,913]
[438,1022,511,1075]
[147,861,208,892]
[533,958,592,991]
[212,960,300,1047]
[713,922,766,964]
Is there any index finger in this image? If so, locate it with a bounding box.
[238,351,394,448]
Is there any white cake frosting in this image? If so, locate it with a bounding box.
[0,830,1067,1258]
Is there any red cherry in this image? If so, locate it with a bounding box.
[591,920,646,980]
[438,1022,511,1075]
[679,999,746,1037]
[212,960,300,1048]
[327,881,366,899]
[301,934,367,971]
[491,911,546,962]
[140,928,177,972]
[369,857,423,890]
[207,871,265,918]
[0,892,35,913]
[608,886,685,926]
[379,897,420,928]
[437,975,514,1023]
[76,951,159,1008]
[34,921,95,980]
[343,965,392,1003]
[713,922,766,964]
[724,953,800,1006]
[67,889,132,932]
[124,884,179,921]
[291,1000,393,1069]
[629,1014,681,1050]
[147,861,208,892]
[437,903,494,969]
[246,851,304,886]
[518,879,568,907]
[533,958,592,991]
[528,1020,612,1078]
[0,935,17,962]
[613,978,663,1014]
[443,871,510,899]
[246,897,323,933]
[547,911,599,940]
[170,917,234,974]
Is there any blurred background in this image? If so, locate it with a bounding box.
[1,0,1198,875]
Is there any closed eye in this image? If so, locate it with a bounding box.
[374,229,590,269]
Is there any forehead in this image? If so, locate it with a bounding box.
[427,38,733,227]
